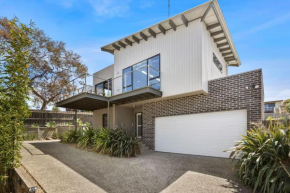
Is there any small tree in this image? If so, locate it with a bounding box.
[0,17,34,191]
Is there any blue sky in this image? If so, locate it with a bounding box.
[1,0,290,101]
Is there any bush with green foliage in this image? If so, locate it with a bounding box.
[31,123,39,128]
[229,120,290,193]
[63,127,140,157]
[23,132,37,141]
[77,127,96,148]
[63,130,81,143]
[93,127,140,157]
[46,121,57,128]
[0,17,34,190]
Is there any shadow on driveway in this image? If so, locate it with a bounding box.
[30,141,251,193]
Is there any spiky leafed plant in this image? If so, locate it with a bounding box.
[63,130,81,143]
[229,120,290,193]
[93,127,113,154]
[93,127,139,157]
[77,127,96,148]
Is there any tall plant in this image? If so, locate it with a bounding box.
[0,17,34,190]
[229,120,290,193]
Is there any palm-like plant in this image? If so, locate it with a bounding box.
[229,120,290,193]
[63,130,81,143]
[77,127,96,148]
[93,127,112,154]
[93,127,139,157]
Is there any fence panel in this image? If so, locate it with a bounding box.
[25,110,93,127]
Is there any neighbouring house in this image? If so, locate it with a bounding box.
[264,100,283,113]
[56,0,264,158]
[264,100,287,120]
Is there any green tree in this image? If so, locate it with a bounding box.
[0,17,34,191]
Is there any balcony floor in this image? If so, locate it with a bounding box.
[56,87,162,111]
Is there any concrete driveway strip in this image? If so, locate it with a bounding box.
[161,171,241,193]
[21,141,106,193]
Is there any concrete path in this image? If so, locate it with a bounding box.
[21,141,106,193]
[21,141,251,193]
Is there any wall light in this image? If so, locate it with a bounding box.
[246,85,259,90]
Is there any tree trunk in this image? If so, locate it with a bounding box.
[41,101,47,110]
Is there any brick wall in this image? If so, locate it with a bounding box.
[142,69,264,149]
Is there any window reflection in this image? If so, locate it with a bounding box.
[133,61,147,90]
[122,54,160,92]
[95,79,112,96]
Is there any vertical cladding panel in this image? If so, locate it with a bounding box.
[142,69,263,149]
[201,22,227,85]
[93,64,114,85]
[113,19,203,97]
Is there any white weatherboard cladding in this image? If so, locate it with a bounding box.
[93,64,114,85]
[155,110,247,158]
[113,19,203,97]
[201,22,227,92]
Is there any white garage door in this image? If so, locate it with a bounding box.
[155,110,247,158]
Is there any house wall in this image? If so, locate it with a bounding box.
[93,108,113,129]
[201,22,228,92]
[113,19,203,97]
[114,106,134,132]
[142,69,263,149]
[93,64,114,86]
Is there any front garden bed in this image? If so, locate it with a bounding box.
[63,126,140,158]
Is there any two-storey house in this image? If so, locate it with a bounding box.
[57,0,264,158]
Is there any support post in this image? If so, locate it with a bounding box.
[74,109,77,131]
[107,101,110,129]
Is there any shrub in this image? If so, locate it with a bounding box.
[77,127,96,148]
[46,121,57,128]
[229,120,290,193]
[93,127,140,157]
[63,130,81,143]
[31,123,39,128]
[63,127,140,157]
[23,132,37,141]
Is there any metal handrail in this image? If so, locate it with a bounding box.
[59,64,160,101]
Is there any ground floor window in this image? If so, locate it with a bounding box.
[102,114,107,128]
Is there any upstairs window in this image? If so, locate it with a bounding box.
[122,54,160,92]
[95,79,112,96]
[213,53,223,73]
[123,67,133,92]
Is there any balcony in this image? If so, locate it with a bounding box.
[56,65,162,111]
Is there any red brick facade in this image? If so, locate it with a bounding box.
[142,69,264,149]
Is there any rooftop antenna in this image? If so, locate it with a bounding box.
[168,0,170,18]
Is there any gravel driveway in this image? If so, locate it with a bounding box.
[23,141,251,193]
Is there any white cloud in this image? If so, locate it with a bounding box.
[87,0,131,18]
[234,13,290,40]
[140,1,154,9]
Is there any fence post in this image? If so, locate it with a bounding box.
[37,126,40,139]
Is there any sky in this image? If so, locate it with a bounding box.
[1,0,290,102]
